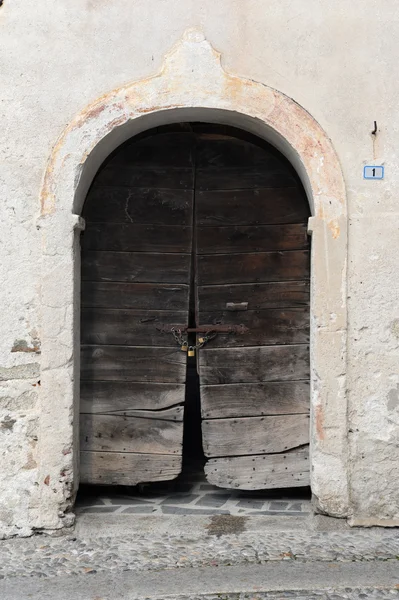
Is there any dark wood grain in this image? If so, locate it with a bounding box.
[81,345,187,383]
[81,251,191,284]
[83,187,193,225]
[81,381,185,413]
[197,281,310,311]
[81,282,189,311]
[202,414,310,457]
[80,451,182,485]
[205,449,310,490]
[109,132,195,167]
[196,167,297,190]
[196,309,309,347]
[196,188,309,226]
[80,413,183,454]
[198,345,309,384]
[95,166,194,189]
[195,135,291,169]
[81,308,187,346]
[197,251,309,285]
[82,223,192,253]
[201,381,310,419]
[197,223,308,254]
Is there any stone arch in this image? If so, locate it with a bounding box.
[38,30,348,529]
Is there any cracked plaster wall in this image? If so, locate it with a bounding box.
[0,0,398,535]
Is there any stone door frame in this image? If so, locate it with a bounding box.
[38,30,348,530]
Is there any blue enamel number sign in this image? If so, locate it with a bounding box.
[364,165,384,180]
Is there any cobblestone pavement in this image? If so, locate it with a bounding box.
[76,463,311,517]
[0,525,398,580]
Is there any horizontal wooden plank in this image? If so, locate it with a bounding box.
[197,251,309,285]
[80,413,183,454]
[80,451,182,485]
[109,132,195,167]
[204,449,310,490]
[197,224,309,254]
[197,281,310,311]
[95,166,194,189]
[81,405,183,421]
[198,345,309,384]
[202,414,310,457]
[196,167,297,190]
[80,381,185,413]
[197,309,309,347]
[81,251,191,284]
[81,282,189,311]
[83,187,193,225]
[196,188,309,226]
[81,345,187,383]
[201,381,310,419]
[81,309,188,346]
[195,136,291,169]
[82,224,192,253]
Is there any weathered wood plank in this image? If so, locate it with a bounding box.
[202,414,310,457]
[81,282,189,311]
[196,168,297,191]
[201,381,310,419]
[95,166,194,189]
[80,381,185,413]
[82,224,192,253]
[81,345,187,383]
[197,251,309,285]
[81,405,183,421]
[81,309,187,346]
[197,282,310,311]
[80,451,182,485]
[110,132,195,167]
[81,251,191,284]
[196,188,309,226]
[198,345,309,384]
[197,309,309,347]
[197,224,309,254]
[204,449,310,490]
[83,187,193,225]
[196,136,290,169]
[80,413,183,454]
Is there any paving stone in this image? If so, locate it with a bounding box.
[106,497,152,505]
[161,494,200,505]
[236,499,266,509]
[120,506,157,514]
[287,502,303,512]
[161,506,230,515]
[269,501,289,510]
[195,494,231,507]
[79,506,118,513]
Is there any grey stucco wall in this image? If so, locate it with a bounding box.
[0,0,398,535]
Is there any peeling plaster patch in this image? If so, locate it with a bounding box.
[390,319,399,339]
[387,385,399,411]
[315,404,325,440]
[0,364,40,381]
[11,338,41,354]
[1,416,16,430]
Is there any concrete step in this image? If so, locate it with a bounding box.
[1,561,398,599]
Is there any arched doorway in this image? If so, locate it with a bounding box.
[79,123,311,491]
[39,31,348,528]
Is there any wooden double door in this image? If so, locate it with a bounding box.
[80,125,311,490]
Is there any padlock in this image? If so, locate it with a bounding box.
[187,347,195,357]
[181,343,188,352]
[198,337,205,344]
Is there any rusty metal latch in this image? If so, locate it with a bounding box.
[163,323,249,357]
[157,323,249,334]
